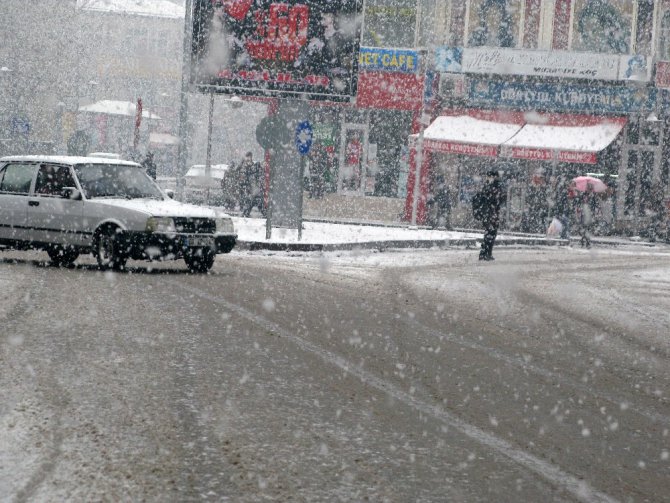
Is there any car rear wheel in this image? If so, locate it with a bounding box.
[184,247,215,273]
[47,246,79,267]
[95,226,127,271]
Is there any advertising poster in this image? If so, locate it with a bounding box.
[191,0,363,101]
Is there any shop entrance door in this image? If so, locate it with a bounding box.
[338,124,368,195]
[619,116,663,233]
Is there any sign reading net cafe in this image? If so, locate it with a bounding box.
[405,45,661,234]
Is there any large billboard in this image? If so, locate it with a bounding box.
[191,0,363,101]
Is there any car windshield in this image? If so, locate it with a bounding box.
[74,163,164,200]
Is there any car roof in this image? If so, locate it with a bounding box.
[0,155,140,167]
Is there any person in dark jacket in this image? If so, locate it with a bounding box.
[238,152,265,218]
[478,170,506,261]
[142,151,157,180]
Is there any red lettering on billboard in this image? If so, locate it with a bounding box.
[245,4,309,62]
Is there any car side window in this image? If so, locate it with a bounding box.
[0,163,34,194]
[34,164,76,196]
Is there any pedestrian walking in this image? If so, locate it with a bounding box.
[645,183,665,242]
[238,152,265,218]
[550,175,571,239]
[475,170,506,261]
[576,185,597,248]
[427,174,452,229]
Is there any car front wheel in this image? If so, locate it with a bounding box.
[95,226,127,271]
[184,247,215,273]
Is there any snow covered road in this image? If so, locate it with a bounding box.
[1,245,669,502]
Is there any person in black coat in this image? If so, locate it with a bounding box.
[478,170,506,261]
[142,151,157,180]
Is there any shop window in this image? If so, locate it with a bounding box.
[571,0,632,54]
[417,0,441,48]
[659,9,670,60]
[626,117,660,147]
[468,0,522,48]
[363,0,417,48]
[635,0,654,56]
[519,0,556,49]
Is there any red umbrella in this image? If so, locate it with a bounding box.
[571,176,608,193]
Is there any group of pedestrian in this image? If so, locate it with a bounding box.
[221,152,266,217]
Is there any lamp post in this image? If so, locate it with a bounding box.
[1,66,13,151]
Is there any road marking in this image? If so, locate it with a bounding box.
[174,281,619,503]
[410,318,670,426]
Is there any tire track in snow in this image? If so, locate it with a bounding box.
[171,279,619,503]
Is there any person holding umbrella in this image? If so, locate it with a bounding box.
[570,176,606,248]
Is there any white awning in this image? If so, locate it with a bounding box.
[502,118,626,164]
[78,100,161,120]
[422,115,523,157]
[149,132,179,145]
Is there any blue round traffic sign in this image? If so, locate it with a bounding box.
[295,120,313,155]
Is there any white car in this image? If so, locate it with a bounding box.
[0,155,237,272]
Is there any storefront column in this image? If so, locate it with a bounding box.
[403,145,432,224]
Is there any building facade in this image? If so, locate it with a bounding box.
[402,0,670,237]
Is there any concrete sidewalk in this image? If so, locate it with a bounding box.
[232,216,669,252]
[233,217,568,252]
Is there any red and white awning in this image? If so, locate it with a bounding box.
[502,117,626,164]
[418,111,626,164]
[422,114,523,157]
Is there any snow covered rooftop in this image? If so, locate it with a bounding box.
[77,0,184,19]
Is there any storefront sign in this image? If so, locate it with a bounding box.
[423,139,497,157]
[358,48,419,74]
[312,123,335,145]
[503,146,597,164]
[191,0,363,101]
[357,71,423,110]
[469,80,656,114]
[437,46,650,82]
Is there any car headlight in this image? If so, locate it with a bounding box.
[216,217,234,233]
[146,217,176,233]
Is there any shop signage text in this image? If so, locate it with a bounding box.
[423,139,497,157]
[436,46,650,82]
[469,80,656,114]
[504,146,597,164]
[358,47,419,74]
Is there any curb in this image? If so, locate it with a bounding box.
[237,237,570,252]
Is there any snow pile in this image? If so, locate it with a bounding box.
[77,0,184,19]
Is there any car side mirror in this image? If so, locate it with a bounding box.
[62,187,82,200]
[165,189,175,199]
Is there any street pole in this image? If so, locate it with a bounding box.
[205,90,215,205]
[411,68,434,225]
[177,0,193,201]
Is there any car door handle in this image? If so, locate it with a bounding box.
[28,200,39,206]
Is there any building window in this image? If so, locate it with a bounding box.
[659,9,670,60]
[468,0,522,48]
[363,0,417,48]
[571,0,632,54]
